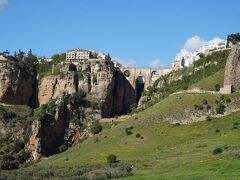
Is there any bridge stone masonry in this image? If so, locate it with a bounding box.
[119,67,172,89]
[118,67,172,103]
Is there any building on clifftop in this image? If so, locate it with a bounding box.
[66,49,108,63]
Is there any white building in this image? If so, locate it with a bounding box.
[66,49,91,61]
[172,40,227,70]
[65,49,108,62]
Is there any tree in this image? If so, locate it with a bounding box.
[106,154,117,164]
[27,49,38,65]
[52,53,66,63]
[106,53,111,61]
[90,120,102,134]
[181,57,185,67]
[17,49,25,61]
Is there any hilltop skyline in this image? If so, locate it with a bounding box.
[0,0,239,67]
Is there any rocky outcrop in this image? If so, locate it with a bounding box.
[77,60,135,117]
[222,45,240,93]
[0,62,36,106]
[38,61,136,118]
[38,64,78,105]
[27,97,82,161]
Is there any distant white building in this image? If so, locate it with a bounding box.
[172,40,227,70]
[112,60,127,68]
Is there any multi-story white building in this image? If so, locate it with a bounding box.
[65,49,108,63]
[66,49,91,61]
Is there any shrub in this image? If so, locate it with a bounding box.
[12,141,25,153]
[226,98,231,103]
[59,144,68,153]
[202,99,208,105]
[206,116,211,121]
[106,154,117,164]
[16,150,30,163]
[215,129,220,133]
[194,104,199,110]
[233,122,239,126]
[216,103,225,114]
[214,84,221,91]
[125,127,133,136]
[90,120,102,135]
[206,105,211,110]
[3,111,16,120]
[194,104,203,110]
[212,148,223,155]
[136,133,141,138]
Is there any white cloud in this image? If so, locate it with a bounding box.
[183,36,207,52]
[113,57,136,67]
[0,0,7,9]
[149,59,161,68]
[175,36,225,60]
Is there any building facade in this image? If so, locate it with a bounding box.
[66,49,91,61]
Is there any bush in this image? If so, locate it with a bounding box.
[107,154,117,164]
[16,150,30,163]
[215,129,220,133]
[194,104,204,110]
[125,127,133,136]
[202,99,208,105]
[212,148,223,155]
[12,141,25,153]
[216,103,225,114]
[59,144,68,153]
[90,120,102,135]
[214,84,221,91]
[206,116,211,121]
[206,105,211,110]
[136,133,141,138]
[226,98,231,103]
[3,111,16,120]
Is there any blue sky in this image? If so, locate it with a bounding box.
[0,0,239,67]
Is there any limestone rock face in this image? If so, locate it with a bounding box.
[27,100,71,161]
[77,60,135,117]
[0,62,36,106]
[38,61,136,117]
[38,64,78,105]
[223,45,240,92]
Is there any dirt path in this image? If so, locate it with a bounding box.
[100,115,130,123]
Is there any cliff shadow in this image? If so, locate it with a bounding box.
[101,68,136,118]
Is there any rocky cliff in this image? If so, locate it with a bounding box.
[0,62,36,106]
[38,60,135,118]
[38,64,78,105]
[77,59,135,117]
[223,45,240,92]
[27,96,83,161]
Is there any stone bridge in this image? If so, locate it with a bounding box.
[120,67,172,89]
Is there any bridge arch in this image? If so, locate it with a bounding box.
[123,70,131,77]
[136,76,145,104]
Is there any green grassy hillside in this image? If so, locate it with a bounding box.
[190,68,225,91]
[2,93,240,179]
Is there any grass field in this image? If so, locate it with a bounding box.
[15,93,239,180]
[191,68,225,91]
